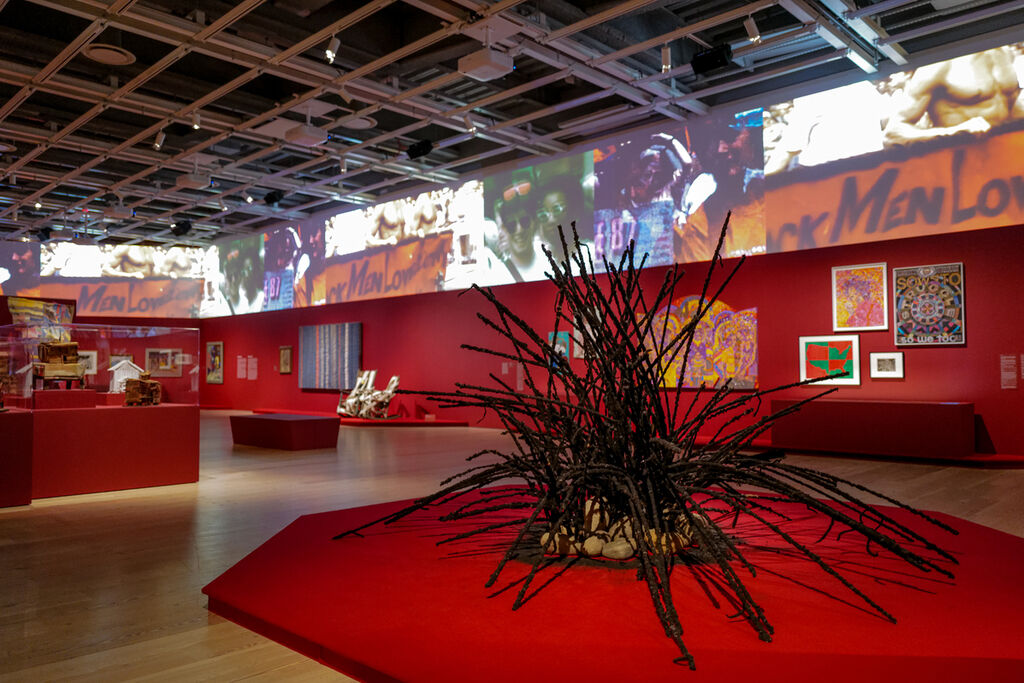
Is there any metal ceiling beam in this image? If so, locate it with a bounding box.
[876,0,1024,45]
[820,0,909,65]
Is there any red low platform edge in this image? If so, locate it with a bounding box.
[203,495,1024,683]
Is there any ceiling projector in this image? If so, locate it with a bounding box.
[105,204,133,220]
[285,123,329,146]
[176,172,212,190]
[458,47,513,81]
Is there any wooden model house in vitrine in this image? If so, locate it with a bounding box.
[124,372,162,406]
[32,341,86,389]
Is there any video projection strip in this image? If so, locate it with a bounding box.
[2,41,1021,319]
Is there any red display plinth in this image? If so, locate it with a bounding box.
[33,389,97,410]
[231,414,339,451]
[32,404,199,499]
[771,399,975,460]
[96,392,125,406]
[0,409,33,507]
[204,495,1024,682]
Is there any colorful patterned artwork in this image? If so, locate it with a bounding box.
[892,262,965,346]
[799,335,860,385]
[832,262,887,331]
[298,322,361,390]
[647,296,757,389]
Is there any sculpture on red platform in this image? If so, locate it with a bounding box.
[124,372,162,406]
[32,341,85,389]
[335,218,957,670]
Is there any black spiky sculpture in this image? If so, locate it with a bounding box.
[335,217,957,669]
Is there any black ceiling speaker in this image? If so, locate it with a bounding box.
[170,219,192,237]
[407,139,434,160]
[691,44,733,76]
[37,226,52,241]
[264,189,286,205]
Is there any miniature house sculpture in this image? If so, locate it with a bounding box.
[109,358,145,393]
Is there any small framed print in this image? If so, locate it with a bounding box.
[146,347,182,377]
[79,350,98,375]
[799,335,860,385]
[279,345,293,374]
[869,352,904,379]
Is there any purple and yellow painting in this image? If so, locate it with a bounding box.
[647,296,757,389]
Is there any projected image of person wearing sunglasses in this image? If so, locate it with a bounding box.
[488,178,549,283]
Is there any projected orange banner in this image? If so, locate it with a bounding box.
[36,278,204,318]
[314,232,451,305]
[765,127,1024,253]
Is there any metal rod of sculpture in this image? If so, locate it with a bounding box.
[335,217,957,669]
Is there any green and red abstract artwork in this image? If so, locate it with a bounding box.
[798,335,860,385]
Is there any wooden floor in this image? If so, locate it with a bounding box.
[2,411,1023,681]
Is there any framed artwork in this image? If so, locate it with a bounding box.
[206,341,224,384]
[110,354,133,368]
[869,352,904,379]
[146,347,183,377]
[79,350,98,375]
[279,345,293,374]
[893,262,965,346]
[549,331,570,367]
[799,335,860,385]
[832,263,887,331]
[646,296,758,389]
[298,322,361,390]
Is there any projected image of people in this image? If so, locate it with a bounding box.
[218,236,264,314]
[262,227,304,311]
[0,241,39,295]
[482,158,593,284]
[675,111,766,262]
[882,43,1024,146]
[593,131,693,269]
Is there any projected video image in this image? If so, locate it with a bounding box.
[764,42,1024,254]
[481,156,594,285]
[208,235,264,316]
[0,241,40,295]
[593,111,765,268]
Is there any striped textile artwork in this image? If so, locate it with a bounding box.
[298,322,361,390]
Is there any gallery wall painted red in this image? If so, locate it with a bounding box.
[89,225,1023,455]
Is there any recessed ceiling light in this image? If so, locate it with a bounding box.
[344,116,376,131]
[82,43,136,66]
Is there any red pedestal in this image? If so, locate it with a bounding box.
[33,389,97,410]
[31,404,199,499]
[0,409,33,507]
[771,399,975,460]
[204,495,1024,682]
[96,392,125,406]
[230,414,339,451]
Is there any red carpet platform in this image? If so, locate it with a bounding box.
[204,495,1024,682]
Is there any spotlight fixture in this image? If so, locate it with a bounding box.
[170,219,192,237]
[264,189,286,205]
[192,111,201,130]
[325,35,340,65]
[34,201,42,209]
[244,193,254,204]
[153,129,166,150]
[744,15,761,44]
[464,115,478,135]
[661,44,671,73]
[406,139,434,160]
